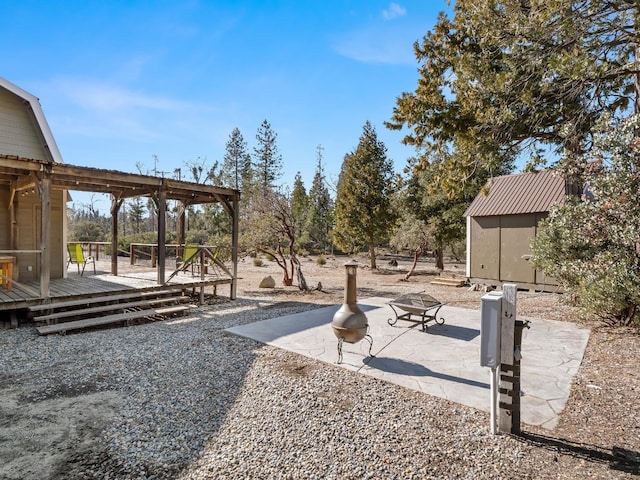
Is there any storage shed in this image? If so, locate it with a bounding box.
[464,170,568,291]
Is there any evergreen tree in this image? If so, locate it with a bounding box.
[305,145,333,253]
[387,0,640,195]
[254,119,283,190]
[128,197,146,234]
[397,151,509,271]
[290,172,309,247]
[222,127,252,190]
[334,121,396,269]
[532,115,640,327]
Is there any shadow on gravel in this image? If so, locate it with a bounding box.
[516,432,640,475]
[0,298,334,480]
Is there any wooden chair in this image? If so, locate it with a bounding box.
[66,242,96,276]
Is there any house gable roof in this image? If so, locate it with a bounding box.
[464,169,566,217]
[0,77,63,164]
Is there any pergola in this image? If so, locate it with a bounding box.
[0,154,240,299]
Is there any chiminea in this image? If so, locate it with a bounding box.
[331,260,373,363]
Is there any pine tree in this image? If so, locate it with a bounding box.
[253,119,283,191]
[386,0,640,195]
[222,127,252,190]
[290,172,309,247]
[334,122,396,269]
[128,197,146,234]
[305,145,333,253]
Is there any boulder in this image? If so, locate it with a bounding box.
[259,276,276,288]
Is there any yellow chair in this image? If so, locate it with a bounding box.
[66,243,96,276]
[179,243,201,275]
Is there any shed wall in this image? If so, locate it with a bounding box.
[499,214,536,283]
[0,89,48,159]
[470,216,500,280]
[469,213,558,289]
[4,190,66,281]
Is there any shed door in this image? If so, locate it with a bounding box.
[470,216,500,280]
[499,214,536,283]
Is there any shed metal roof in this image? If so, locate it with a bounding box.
[464,169,566,217]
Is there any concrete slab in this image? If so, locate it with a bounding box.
[226,297,590,429]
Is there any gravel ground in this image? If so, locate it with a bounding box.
[0,255,638,479]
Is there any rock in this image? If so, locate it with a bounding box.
[258,276,276,288]
[388,259,398,266]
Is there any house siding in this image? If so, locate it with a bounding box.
[0,85,66,282]
[0,89,48,160]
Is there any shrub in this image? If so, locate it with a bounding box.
[316,255,327,266]
[253,257,263,267]
[532,115,640,327]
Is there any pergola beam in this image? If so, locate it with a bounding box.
[0,154,240,297]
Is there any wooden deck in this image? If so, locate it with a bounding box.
[0,258,234,312]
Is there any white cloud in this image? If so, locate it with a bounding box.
[382,3,407,20]
[45,77,214,144]
[57,80,188,112]
[332,27,415,65]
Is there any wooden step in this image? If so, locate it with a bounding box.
[430,277,467,287]
[29,287,186,313]
[36,304,197,335]
[34,296,190,325]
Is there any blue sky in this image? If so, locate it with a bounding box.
[2,1,451,209]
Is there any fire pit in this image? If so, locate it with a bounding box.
[331,260,373,363]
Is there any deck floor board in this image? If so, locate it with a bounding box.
[1,258,234,312]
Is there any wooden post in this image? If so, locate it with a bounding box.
[511,320,527,434]
[177,201,186,259]
[151,246,157,268]
[9,190,18,281]
[37,166,51,299]
[111,197,122,276]
[199,247,205,305]
[157,188,167,285]
[231,196,239,300]
[499,283,517,434]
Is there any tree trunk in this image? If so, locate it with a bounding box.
[282,256,294,286]
[257,247,293,286]
[369,241,376,269]
[292,254,309,291]
[404,240,426,281]
[435,248,444,270]
[633,41,640,114]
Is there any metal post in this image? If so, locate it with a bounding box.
[490,367,499,435]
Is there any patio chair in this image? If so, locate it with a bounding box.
[66,242,96,276]
[177,243,202,275]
